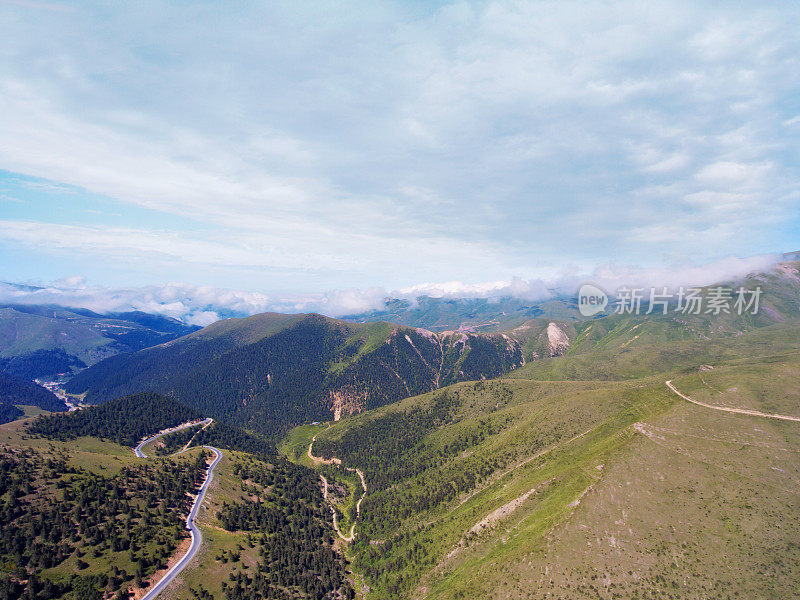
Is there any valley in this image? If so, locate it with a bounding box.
[1,260,799,600]
[302,332,800,599]
[0,305,199,380]
[307,430,367,543]
[3,3,798,598]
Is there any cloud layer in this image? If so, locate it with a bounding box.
[0,253,780,325]
[0,1,798,291]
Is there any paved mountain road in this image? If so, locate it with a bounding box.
[133,418,213,458]
[133,420,221,600]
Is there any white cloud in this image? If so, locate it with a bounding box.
[642,153,691,174]
[581,253,781,293]
[0,0,797,291]
[694,161,773,188]
[0,276,391,322]
[185,311,220,327]
[399,277,552,302]
[0,253,780,325]
[52,275,87,290]
[314,287,388,317]
[0,219,516,292]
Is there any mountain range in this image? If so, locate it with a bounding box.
[65,313,535,435]
[2,259,800,599]
[0,304,198,381]
[62,260,800,436]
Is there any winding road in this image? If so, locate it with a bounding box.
[308,432,366,543]
[133,419,221,600]
[133,418,213,458]
[666,380,800,423]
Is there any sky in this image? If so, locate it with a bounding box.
[0,1,798,322]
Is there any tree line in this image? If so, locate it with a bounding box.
[27,392,201,446]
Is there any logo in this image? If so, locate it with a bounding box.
[578,283,608,317]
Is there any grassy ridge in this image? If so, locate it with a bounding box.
[508,321,800,381]
[311,378,677,598]
[290,318,800,599]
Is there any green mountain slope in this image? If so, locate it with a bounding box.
[277,260,800,600]
[302,318,800,599]
[66,313,525,435]
[0,305,199,380]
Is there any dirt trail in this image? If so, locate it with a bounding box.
[318,473,355,541]
[179,418,213,453]
[308,432,341,465]
[308,434,367,543]
[666,380,800,423]
[320,474,329,500]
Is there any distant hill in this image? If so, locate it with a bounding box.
[530,260,800,378]
[66,313,527,435]
[346,260,800,333]
[0,304,199,380]
[343,295,582,332]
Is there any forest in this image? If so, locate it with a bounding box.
[312,383,516,594]
[0,348,87,381]
[313,389,469,493]
[0,372,66,424]
[16,390,355,600]
[214,455,355,600]
[0,446,209,600]
[158,420,278,460]
[65,314,524,437]
[0,403,22,424]
[26,392,202,447]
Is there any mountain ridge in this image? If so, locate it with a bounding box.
[65,260,800,435]
[0,304,199,381]
[66,312,529,435]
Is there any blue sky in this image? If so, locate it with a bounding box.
[0,0,799,319]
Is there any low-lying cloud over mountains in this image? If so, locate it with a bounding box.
[1,253,781,326]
